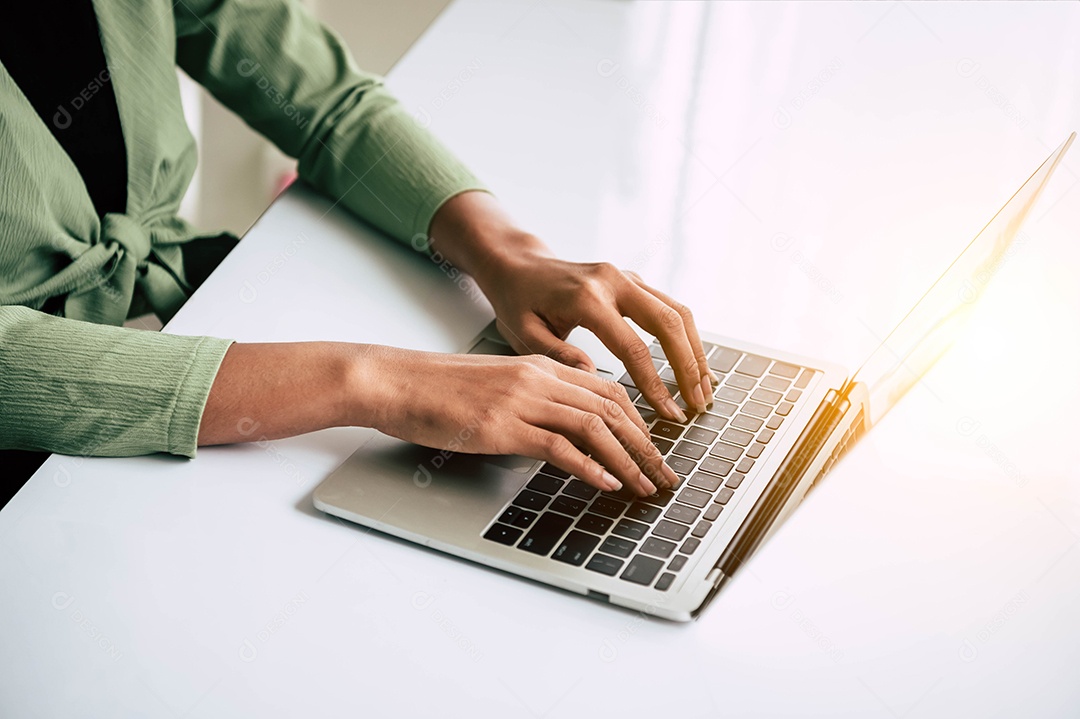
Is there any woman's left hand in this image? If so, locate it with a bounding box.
[429,192,716,424]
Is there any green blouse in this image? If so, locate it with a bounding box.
[0,0,483,457]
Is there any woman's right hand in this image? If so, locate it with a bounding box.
[359,347,679,497]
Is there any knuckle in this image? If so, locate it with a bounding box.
[622,340,652,367]
[600,398,623,421]
[658,306,683,331]
[579,412,606,436]
[681,356,699,378]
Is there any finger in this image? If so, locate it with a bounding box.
[537,378,678,490]
[628,273,716,390]
[617,280,707,415]
[531,405,656,497]
[517,422,623,493]
[582,304,688,423]
[548,363,651,438]
[497,315,594,372]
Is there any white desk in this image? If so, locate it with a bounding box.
[4,1,1080,716]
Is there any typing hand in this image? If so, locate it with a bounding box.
[482,253,716,424]
[367,348,680,496]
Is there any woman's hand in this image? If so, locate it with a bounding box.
[363,348,680,496]
[429,192,717,424]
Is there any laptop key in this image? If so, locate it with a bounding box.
[737,458,755,473]
[649,342,666,360]
[743,401,772,418]
[640,490,675,507]
[550,495,587,517]
[776,401,794,416]
[484,523,523,545]
[673,441,708,461]
[526,475,564,495]
[688,472,723,492]
[684,426,719,445]
[668,555,688,572]
[703,504,723,521]
[575,513,614,535]
[651,421,684,441]
[721,428,754,447]
[725,374,756,390]
[795,369,813,389]
[699,457,734,476]
[641,536,677,559]
[716,387,748,404]
[591,496,628,519]
[731,414,763,432]
[679,537,701,555]
[497,507,522,525]
[694,413,728,430]
[710,442,743,461]
[785,389,803,403]
[652,437,675,455]
[586,553,624,576]
[760,375,791,392]
[771,362,800,379]
[757,429,775,444]
[708,347,741,373]
[750,388,783,405]
[540,463,570,479]
[715,488,735,505]
[638,407,658,425]
[599,535,636,558]
[692,520,712,538]
[665,455,696,476]
[512,490,551,511]
[518,513,573,555]
[766,415,784,430]
[655,572,676,591]
[746,443,764,460]
[563,480,599,500]
[618,371,636,388]
[612,518,649,540]
[620,555,665,585]
[511,510,538,528]
[552,530,601,566]
[677,487,712,508]
[661,506,698,527]
[627,503,662,523]
[726,473,745,489]
[735,355,770,377]
[711,400,739,417]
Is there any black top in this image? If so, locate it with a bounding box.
[0,0,128,217]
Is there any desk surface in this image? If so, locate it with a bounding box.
[4,1,1080,716]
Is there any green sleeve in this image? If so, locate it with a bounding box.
[0,306,232,458]
[174,0,487,250]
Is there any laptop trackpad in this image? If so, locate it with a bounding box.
[314,431,533,544]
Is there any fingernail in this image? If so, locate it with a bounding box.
[700,375,713,408]
[662,397,688,423]
[691,384,707,413]
[638,473,657,495]
[601,471,623,491]
[575,362,592,372]
[710,370,721,385]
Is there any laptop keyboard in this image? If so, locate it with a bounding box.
[482,340,815,592]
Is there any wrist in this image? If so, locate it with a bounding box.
[428,191,554,292]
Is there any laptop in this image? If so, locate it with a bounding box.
[314,134,1074,622]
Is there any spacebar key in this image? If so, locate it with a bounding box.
[518,512,574,555]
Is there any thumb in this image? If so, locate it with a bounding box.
[499,316,595,372]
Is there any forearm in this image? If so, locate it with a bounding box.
[198,342,380,445]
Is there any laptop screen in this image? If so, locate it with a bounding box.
[851,133,1074,426]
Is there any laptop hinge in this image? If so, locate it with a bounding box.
[711,387,850,581]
